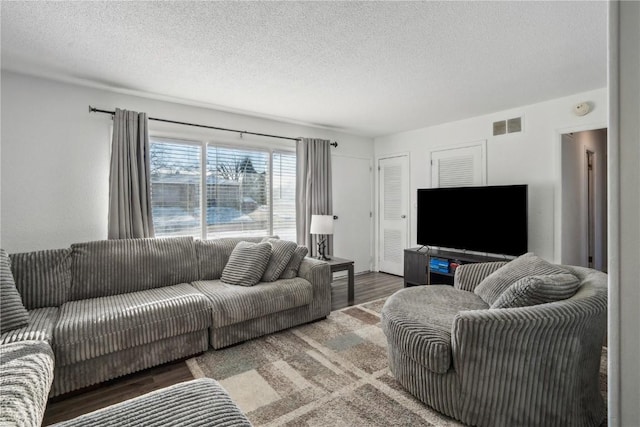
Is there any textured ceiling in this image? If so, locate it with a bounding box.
[1,1,607,137]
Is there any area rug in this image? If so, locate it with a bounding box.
[186,298,607,426]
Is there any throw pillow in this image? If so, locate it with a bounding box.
[474,252,568,306]
[0,249,29,333]
[279,246,309,279]
[491,273,581,309]
[220,241,272,286]
[260,238,297,282]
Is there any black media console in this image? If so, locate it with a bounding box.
[403,248,508,287]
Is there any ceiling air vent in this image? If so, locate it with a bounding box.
[493,116,523,136]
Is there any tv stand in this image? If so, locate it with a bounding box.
[403,248,507,287]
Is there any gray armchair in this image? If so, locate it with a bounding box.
[381,261,607,427]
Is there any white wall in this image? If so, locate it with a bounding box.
[561,129,607,269]
[610,1,640,425]
[0,71,374,253]
[374,88,607,264]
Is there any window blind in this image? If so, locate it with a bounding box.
[149,140,201,238]
[149,137,296,241]
[205,146,269,238]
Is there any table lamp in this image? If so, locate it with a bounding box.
[310,214,333,261]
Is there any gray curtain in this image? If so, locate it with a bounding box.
[296,138,332,257]
[107,108,154,239]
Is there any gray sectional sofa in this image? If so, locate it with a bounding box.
[0,235,330,425]
[381,254,608,427]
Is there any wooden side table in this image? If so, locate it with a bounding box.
[325,257,355,306]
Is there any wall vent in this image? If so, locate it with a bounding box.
[493,116,523,136]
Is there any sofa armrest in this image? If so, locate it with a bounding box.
[51,378,251,426]
[451,295,607,426]
[297,257,332,317]
[0,340,55,427]
[453,261,508,292]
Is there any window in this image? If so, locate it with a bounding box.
[272,152,297,241]
[150,141,201,238]
[205,146,269,238]
[149,137,296,241]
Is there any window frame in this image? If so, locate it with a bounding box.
[149,131,296,241]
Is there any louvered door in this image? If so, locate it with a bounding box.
[431,142,486,187]
[378,155,409,275]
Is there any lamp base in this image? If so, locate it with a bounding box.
[316,239,331,261]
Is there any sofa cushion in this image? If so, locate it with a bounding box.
[0,340,54,427]
[192,278,313,328]
[261,238,297,282]
[69,237,199,300]
[50,378,251,427]
[220,241,272,286]
[0,249,29,333]
[10,248,72,309]
[196,236,275,281]
[0,307,59,345]
[381,285,488,374]
[491,273,581,309]
[279,246,309,280]
[474,253,569,305]
[54,283,211,366]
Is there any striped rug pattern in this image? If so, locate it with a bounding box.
[187,297,608,427]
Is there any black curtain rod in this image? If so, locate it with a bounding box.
[88,106,338,147]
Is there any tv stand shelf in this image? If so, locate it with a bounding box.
[404,248,508,287]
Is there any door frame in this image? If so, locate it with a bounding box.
[375,152,410,273]
[554,122,607,264]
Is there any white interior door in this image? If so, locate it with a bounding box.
[332,155,372,273]
[378,155,409,275]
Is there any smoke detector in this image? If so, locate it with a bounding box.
[574,102,591,116]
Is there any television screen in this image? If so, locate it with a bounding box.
[416,185,528,256]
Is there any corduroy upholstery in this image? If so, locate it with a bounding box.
[220,241,272,286]
[0,307,59,345]
[52,331,209,397]
[69,236,199,300]
[50,378,251,427]
[54,283,211,366]
[382,286,488,374]
[280,245,309,279]
[0,249,29,333]
[474,253,569,305]
[207,257,332,349]
[491,272,581,309]
[453,261,508,292]
[196,236,271,281]
[9,248,72,309]
[0,340,54,427]
[382,261,607,427]
[260,238,297,281]
[192,278,313,328]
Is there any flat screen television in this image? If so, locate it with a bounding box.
[416,185,528,256]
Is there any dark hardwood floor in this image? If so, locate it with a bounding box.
[43,272,404,425]
[330,271,404,311]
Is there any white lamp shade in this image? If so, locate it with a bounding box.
[310,215,334,235]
